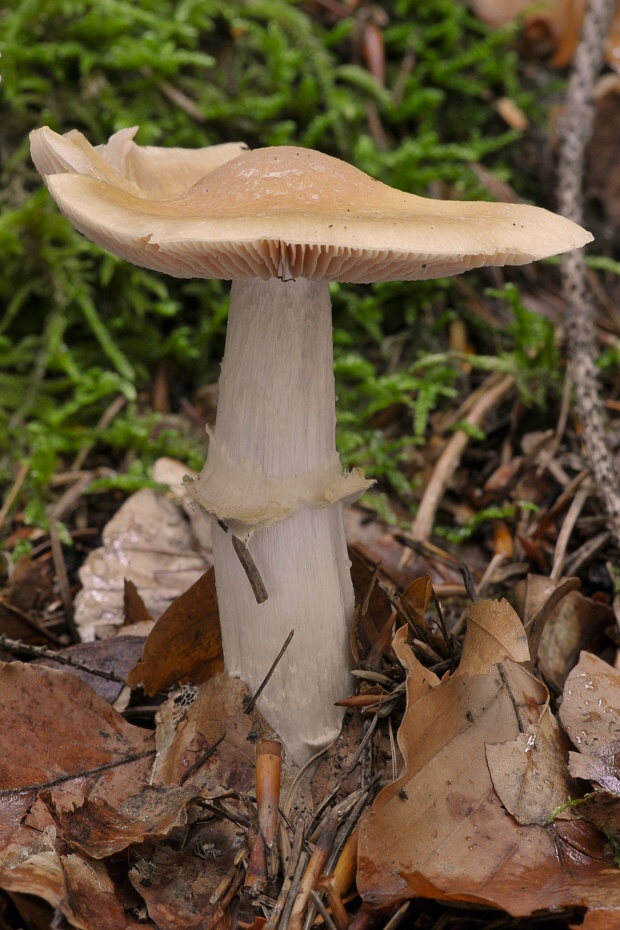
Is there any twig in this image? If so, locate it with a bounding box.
[0,633,126,682]
[48,520,78,642]
[557,0,620,548]
[245,629,295,713]
[382,902,410,930]
[287,810,340,930]
[0,459,30,534]
[0,602,62,646]
[267,816,306,930]
[408,374,515,545]
[71,393,127,471]
[217,521,269,603]
[550,484,591,580]
[309,891,339,930]
[179,733,226,786]
[459,563,478,603]
[231,535,269,604]
[0,748,155,797]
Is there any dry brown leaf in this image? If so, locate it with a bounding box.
[349,547,393,666]
[0,832,147,930]
[486,703,577,825]
[152,673,269,794]
[36,636,145,704]
[456,598,529,676]
[0,662,153,848]
[560,652,620,753]
[570,748,620,793]
[127,568,223,695]
[128,818,241,930]
[74,488,209,638]
[532,585,613,692]
[357,623,620,919]
[578,790,620,833]
[0,831,65,910]
[0,661,154,784]
[44,785,200,859]
[123,578,154,626]
[61,854,145,930]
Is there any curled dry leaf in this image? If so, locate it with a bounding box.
[152,673,269,794]
[560,652,620,754]
[456,598,529,676]
[0,836,145,930]
[357,609,620,919]
[514,573,612,692]
[0,830,65,910]
[61,854,145,930]
[74,488,209,640]
[570,750,620,793]
[560,652,620,836]
[127,567,223,695]
[128,818,241,930]
[486,702,578,825]
[44,785,200,859]
[37,635,146,704]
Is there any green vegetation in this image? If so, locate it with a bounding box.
[1,0,559,544]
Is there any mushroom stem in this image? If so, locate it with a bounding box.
[208,277,355,763]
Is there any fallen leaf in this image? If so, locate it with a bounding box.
[538,589,612,692]
[349,547,393,666]
[486,703,578,825]
[0,661,153,789]
[570,749,620,794]
[357,620,620,919]
[44,785,200,859]
[127,568,223,695]
[128,818,241,930]
[559,652,620,753]
[0,662,153,847]
[36,636,145,704]
[74,489,210,639]
[469,0,620,70]
[0,831,64,910]
[62,853,145,930]
[151,673,268,795]
[578,790,620,833]
[123,578,154,626]
[456,598,529,676]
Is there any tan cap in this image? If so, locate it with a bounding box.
[30,127,592,283]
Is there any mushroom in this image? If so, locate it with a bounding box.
[30,126,592,764]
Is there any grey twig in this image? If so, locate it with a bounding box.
[557,0,620,547]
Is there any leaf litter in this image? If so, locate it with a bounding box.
[2,441,620,930]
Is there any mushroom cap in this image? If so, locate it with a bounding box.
[30,127,592,283]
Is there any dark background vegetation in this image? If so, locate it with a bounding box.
[0,0,576,552]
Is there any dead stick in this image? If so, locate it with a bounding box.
[557,0,620,547]
[0,459,30,534]
[245,629,294,713]
[267,816,306,929]
[0,633,125,682]
[408,374,515,545]
[287,810,339,930]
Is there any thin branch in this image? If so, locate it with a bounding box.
[0,749,155,798]
[0,633,126,683]
[409,374,515,544]
[556,0,620,548]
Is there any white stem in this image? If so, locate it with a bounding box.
[209,277,354,764]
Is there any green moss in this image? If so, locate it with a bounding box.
[0,0,558,536]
